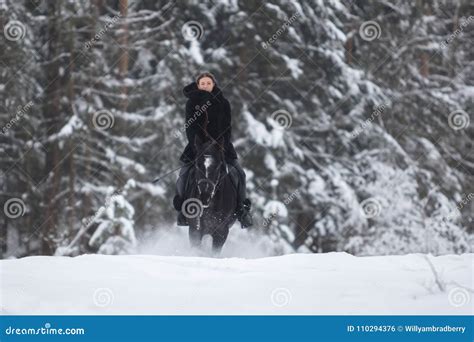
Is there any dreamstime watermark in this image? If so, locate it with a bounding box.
[3,198,26,219]
[263,189,300,228]
[263,211,278,228]
[271,287,292,307]
[4,323,85,336]
[261,11,301,49]
[448,287,471,307]
[83,14,122,50]
[1,101,34,135]
[448,109,470,131]
[360,197,382,218]
[359,20,382,41]
[181,198,204,218]
[82,189,123,229]
[440,16,474,49]
[173,101,212,139]
[92,109,115,130]
[270,109,293,130]
[341,0,357,8]
[351,102,388,138]
[182,21,204,41]
[4,20,26,41]
[285,189,301,205]
[444,192,473,222]
[93,287,114,307]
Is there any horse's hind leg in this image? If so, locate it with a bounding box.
[211,228,229,255]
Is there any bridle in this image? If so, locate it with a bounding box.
[196,154,225,206]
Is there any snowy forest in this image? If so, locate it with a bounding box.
[1,0,473,258]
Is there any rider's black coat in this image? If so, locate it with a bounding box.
[179,82,238,163]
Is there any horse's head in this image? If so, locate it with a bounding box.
[193,134,227,208]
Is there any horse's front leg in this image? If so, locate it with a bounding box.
[189,217,202,248]
[211,226,229,255]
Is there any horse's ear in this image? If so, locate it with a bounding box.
[194,134,203,149]
[216,136,225,152]
[218,137,227,160]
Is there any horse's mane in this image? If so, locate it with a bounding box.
[196,138,225,161]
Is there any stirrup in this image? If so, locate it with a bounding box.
[243,198,251,210]
[238,208,253,228]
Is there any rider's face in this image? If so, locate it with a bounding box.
[197,77,214,92]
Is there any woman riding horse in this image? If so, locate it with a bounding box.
[173,72,253,228]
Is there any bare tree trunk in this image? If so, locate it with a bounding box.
[42,0,62,255]
[345,34,353,65]
[448,3,460,78]
[67,18,76,236]
[418,0,430,78]
[293,212,313,249]
[118,0,129,111]
[420,52,429,77]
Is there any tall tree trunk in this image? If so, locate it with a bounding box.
[67,19,76,236]
[345,34,353,65]
[418,0,431,78]
[420,52,429,77]
[293,212,312,249]
[42,1,62,255]
[118,0,129,112]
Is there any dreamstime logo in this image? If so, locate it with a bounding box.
[4,322,85,335]
[444,193,473,222]
[360,197,382,218]
[440,16,474,49]
[93,288,114,307]
[342,0,356,8]
[4,198,26,219]
[271,288,292,307]
[359,20,381,41]
[448,287,470,307]
[270,109,292,129]
[448,109,470,131]
[84,13,121,50]
[1,101,34,135]
[83,189,123,229]
[181,198,203,218]
[261,11,301,49]
[92,109,115,130]
[351,102,388,139]
[284,189,300,205]
[174,101,211,139]
[4,20,26,41]
[262,211,278,228]
[182,21,204,41]
[263,189,299,228]
[172,129,182,139]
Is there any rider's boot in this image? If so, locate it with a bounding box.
[236,198,253,229]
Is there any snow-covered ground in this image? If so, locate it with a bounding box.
[1,246,472,315]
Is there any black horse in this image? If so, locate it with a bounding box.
[181,134,238,255]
